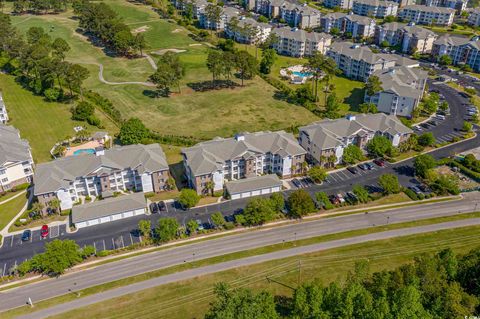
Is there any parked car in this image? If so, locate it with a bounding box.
[158,201,167,211]
[418,184,432,193]
[358,163,368,170]
[40,225,49,238]
[347,166,358,174]
[329,195,340,205]
[365,162,374,170]
[292,179,302,188]
[337,193,346,204]
[409,186,423,195]
[346,192,358,204]
[196,219,205,231]
[313,199,323,209]
[374,159,385,167]
[21,230,31,242]
[150,202,158,214]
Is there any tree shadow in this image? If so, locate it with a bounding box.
[392,165,415,177]
[343,87,366,112]
[186,80,239,92]
[143,89,171,98]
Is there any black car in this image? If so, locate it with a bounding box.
[158,201,167,211]
[149,202,158,213]
[358,163,367,170]
[21,230,31,242]
[347,166,358,174]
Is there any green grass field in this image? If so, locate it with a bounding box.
[8,2,317,142]
[0,192,27,231]
[40,223,480,319]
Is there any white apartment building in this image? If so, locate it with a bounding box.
[398,5,455,26]
[365,66,428,118]
[432,34,480,72]
[199,6,239,30]
[468,8,480,27]
[326,42,397,81]
[272,27,332,57]
[182,131,306,195]
[324,0,355,10]
[422,0,467,13]
[279,2,322,28]
[375,22,437,53]
[298,114,412,165]
[225,17,272,44]
[0,93,8,124]
[34,144,170,211]
[172,0,208,18]
[0,124,34,193]
[352,0,399,18]
[320,12,376,38]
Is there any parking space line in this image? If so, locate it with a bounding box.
[339,171,350,179]
[120,235,125,248]
[93,241,97,252]
[129,233,134,245]
[111,238,115,250]
[2,263,6,277]
[10,236,13,247]
[329,174,339,182]
[103,239,106,251]
[139,235,142,243]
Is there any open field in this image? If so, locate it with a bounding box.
[0,75,117,163]
[8,2,317,141]
[0,192,27,231]
[41,223,480,319]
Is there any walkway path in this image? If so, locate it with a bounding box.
[92,62,156,87]
[13,217,480,319]
[0,190,27,206]
[0,190,33,237]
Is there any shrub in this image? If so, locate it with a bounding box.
[404,188,418,201]
[44,87,61,101]
[224,222,235,230]
[96,250,110,257]
[80,245,96,259]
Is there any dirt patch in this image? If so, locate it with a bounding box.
[172,28,183,33]
[152,48,187,55]
[132,25,150,34]
[435,165,480,190]
[189,43,202,46]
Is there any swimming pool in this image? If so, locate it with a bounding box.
[73,148,95,156]
[292,71,313,77]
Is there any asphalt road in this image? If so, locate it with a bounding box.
[13,216,480,319]
[0,80,479,276]
[1,192,480,314]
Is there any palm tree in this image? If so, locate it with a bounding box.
[301,162,308,175]
[32,202,45,215]
[319,155,327,167]
[49,198,61,215]
[327,155,337,168]
[307,53,338,104]
[205,180,215,196]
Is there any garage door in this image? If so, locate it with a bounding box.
[87,219,99,226]
[100,216,111,224]
[76,222,87,229]
[241,192,251,198]
[112,213,122,221]
[231,194,241,200]
[123,211,133,218]
[251,190,261,196]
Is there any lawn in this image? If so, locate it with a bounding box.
[0,192,28,231]
[40,223,480,319]
[0,75,117,163]
[8,2,317,141]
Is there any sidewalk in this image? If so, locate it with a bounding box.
[0,189,33,237]
[0,190,27,206]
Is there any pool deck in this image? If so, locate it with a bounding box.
[64,141,102,157]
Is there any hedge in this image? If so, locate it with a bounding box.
[450,160,480,182]
[404,188,418,201]
[85,91,123,125]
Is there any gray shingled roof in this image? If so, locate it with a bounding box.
[328,42,395,65]
[0,124,32,166]
[182,131,306,177]
[378,22,407,31]
[434,34,472,46]
[226,174,282,195]
[353,0,398,6]
[373,66,427,99]
[400,4,455,14]
[71,193,146,224]
[402,25,436,38]
[377,54,419,67]
[272,27,332,42]
[237,17,271,29]
[34,144,169,195]
[324,12,374,25]
[299,114,412,150]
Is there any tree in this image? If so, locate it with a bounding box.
[157,52,184,93]
[463,121,473,132]
[324,92,341,119]
[414,154,436,178]
[358,102,378,114]
[52,37,70,61]
[269,192,285,213]
[439,101,449,111]
[71,101,95,121]
[378,174,401,194]
[430,175,460,195]
[342,144,363,164]
[155,218,179,243]
[307,166,327,183]
[138,220,152,240]
[366,135,393,158]
[149,63,176,96]
[235,50,257,86]
[27,239,82,276]
[205,283,278,319]
[242,197,276,226]
[439,54,452,66]
[352,185,369,203]
[32,201,45,214]
[391,285,433,319]
[365,75,382,97]
[204,3,222,34]
[418,132,435,147]
[178,188,200,209]
[118,118,150,145]
[64,63,89,97]
[287,189,315,218]
[307,52,337,103]
[186,219,199,235]
[48,198,61,214]
[315,191,333,209]
[206,49,224,86]
[211,212,225,228]
[259,48,277,74]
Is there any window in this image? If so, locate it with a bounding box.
[1,178,8,183]
[0,169,5,175]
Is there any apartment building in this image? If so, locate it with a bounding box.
[34,144,170,211]
[272,27,332,57]
[352,0,399,18]
[182,131,306,195]
[468,8,480,26]
[225,17,272,43]
[0,93,8,124]
[0,124,34,193]
[398,5,455,26]
[375,22,437,53]
[432,34,480,72]
[421,0,467,13]
[255,0,285,18]
[320,12,376,38]
[298,114,412,165]
[326,42,397,81]
[324,0,354,10]
[199,6,240,30]
[279,2,322,28]
[172,0,208,18]
[365,66,428,117]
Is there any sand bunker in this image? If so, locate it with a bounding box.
[132,25,150,34]
[153,48,187,55]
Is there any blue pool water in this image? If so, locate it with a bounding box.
[292,71,312,77]
[73,148,95,156]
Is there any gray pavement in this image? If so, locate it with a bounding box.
[1,192,480,315]
[14,216,480,319]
